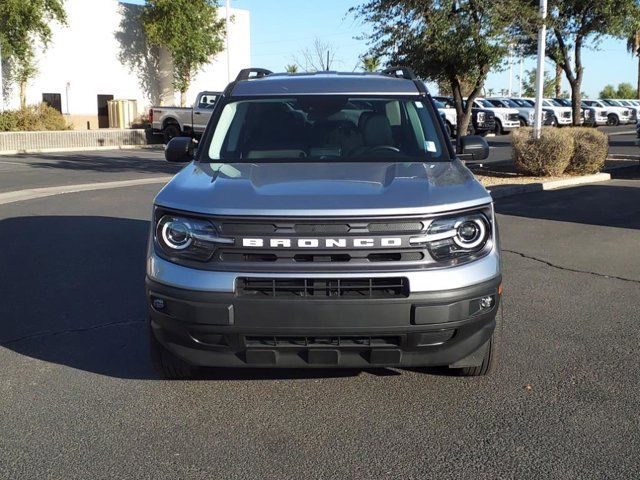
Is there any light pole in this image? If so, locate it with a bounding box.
[533,0,548,140]
[226,0,231,83]
[0,43,4,112]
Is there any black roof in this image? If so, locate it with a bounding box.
[229,70,425,97]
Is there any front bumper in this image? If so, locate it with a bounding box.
[500,120,520,131]
[147,275,502,369]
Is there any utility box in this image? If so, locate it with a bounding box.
[107,99,138,128]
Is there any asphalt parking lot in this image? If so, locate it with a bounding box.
[1,148,639,479]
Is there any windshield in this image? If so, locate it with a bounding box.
[583,100,600,107]
[475,99,495,108]
[603,100,620,106]
[205,96,448,162]
[514,99,535,107]
[556,99,570,107]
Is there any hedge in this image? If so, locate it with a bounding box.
[512,127,608,177]
[0,104,71,132]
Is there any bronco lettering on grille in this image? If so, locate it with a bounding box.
[242,237,405,248]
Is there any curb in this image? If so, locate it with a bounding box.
[488,172,612,199]
[0,144,164,156]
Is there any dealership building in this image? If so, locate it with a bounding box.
[1,0,250,129]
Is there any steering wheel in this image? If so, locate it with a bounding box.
[364,145,401,154]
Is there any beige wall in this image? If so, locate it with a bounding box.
[3,0,251,117]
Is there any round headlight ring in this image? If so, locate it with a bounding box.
[453,218,487,249]
[161,220,193,250]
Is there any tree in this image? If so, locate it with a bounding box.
[285,64,298,73]
[616,82,637,99]
[0,0,67,109]
[599,84,617,98]
[360,55,381,72]
[599,82,638,98]
[294,38,337,72]
[522,68,554,97]
[516,0,639,125]
[142,0,225,107]
[351,1,520,146]
[554,62,562,98]
[626,29,640,98]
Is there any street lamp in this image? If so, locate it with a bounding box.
[226,0,231,83]
[533,0,548,140]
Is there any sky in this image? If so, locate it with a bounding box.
[128,0,638,98]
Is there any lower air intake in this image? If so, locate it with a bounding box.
[237,277,409,298]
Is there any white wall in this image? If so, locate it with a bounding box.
[3,0,250,117]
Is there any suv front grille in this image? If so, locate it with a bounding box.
[245,335,402,348]
[237,277,409,298]
[508,113,519,122]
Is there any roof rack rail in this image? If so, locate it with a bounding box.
[380,66,417,80]
[235,68,273,81]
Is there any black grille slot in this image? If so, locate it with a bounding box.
[245,335,402,347]
[237,277,409,298]
[294,254,350,263]
[368,222,423,233]
[508,113,519,122]
[368,251,424,262]
[220,223,276,234]
[295,224,350,234]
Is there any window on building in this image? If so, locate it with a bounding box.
[42,93,62,113]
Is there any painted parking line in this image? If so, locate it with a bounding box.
[607,130,635,136]
[0,176,172,206]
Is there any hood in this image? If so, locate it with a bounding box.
[154,160,492,217]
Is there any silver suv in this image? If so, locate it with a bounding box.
[146,67,503,379]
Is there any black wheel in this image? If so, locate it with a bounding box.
[550,116,558,127]
[466,122,475,136]
[163,123,181,144]
[606,114,619,126]
[494,119,503,135]
[453,312,502,377]
[519,118,527,127]
[149,323,197,379]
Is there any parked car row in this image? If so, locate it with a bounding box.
[433,94,640,137]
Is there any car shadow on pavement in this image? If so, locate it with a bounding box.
[23,151,182,175]
[495,169,640,230]
[0,215,385,381]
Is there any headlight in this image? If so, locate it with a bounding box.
[477,112,486,122]
[155,214,233,262]
[529,111,535,120]
[411,212,492,262]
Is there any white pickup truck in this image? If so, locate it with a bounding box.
[473,98,520,135]
[150,91,221,143]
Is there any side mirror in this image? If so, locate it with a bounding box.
[457,135,489,162]
[165,137,196,163]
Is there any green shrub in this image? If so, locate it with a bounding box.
[0,104,70,132]
[512,127,574,176]
[566,128,608,175]
[0,110,20,132]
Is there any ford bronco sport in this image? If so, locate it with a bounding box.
[146,67,503,379]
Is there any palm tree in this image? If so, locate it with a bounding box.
[360,55,380,72]
[627,30,640,99]
[285,64,298,73]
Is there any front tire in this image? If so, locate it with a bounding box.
[452,311,502,377]
[494,119,503,135]
[606,114,619,126]
[163,123,181,144]
[149,323,197,379]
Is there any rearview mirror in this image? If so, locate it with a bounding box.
[457,135,489,162]
[165,137,196,163]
